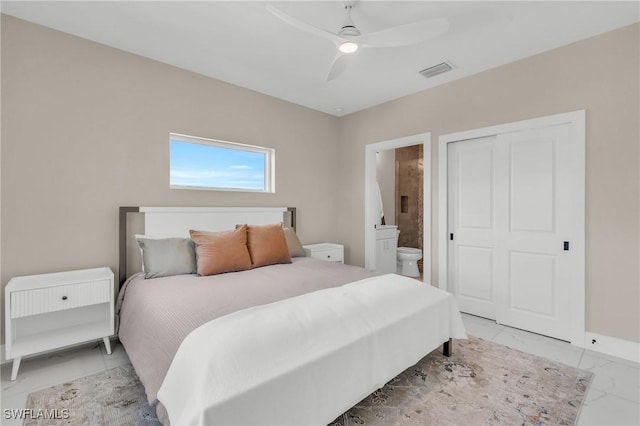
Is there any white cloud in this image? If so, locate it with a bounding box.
[170,167,263,189]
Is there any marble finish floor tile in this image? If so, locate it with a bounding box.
[579,351,640,403]
[1,343,106,397]
[0,391,29,426]
[460,313,505,341]
[491,326,584,368]
[100,338,132,369]
[578,388,640,426]
[582,348,640,370]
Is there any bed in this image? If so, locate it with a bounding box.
[116,206,467,425]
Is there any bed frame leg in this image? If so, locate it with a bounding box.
[443,338,452,357]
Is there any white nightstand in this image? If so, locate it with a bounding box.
[303,243,344,264]
[5,267,114,381]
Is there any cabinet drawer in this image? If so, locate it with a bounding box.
[11,279,111,318]
[309,249,344,263]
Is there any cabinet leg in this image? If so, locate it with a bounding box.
[103,337,112,355]
[11,357,21,381]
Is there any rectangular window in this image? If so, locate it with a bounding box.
[169,133,274,192]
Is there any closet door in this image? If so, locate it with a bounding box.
[448,124,578,341]
[494,125,574,341]
[448,136,498,320]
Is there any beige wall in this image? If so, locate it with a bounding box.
[336,23,640,343]
[0,16,340,343]
[2,15,638,346]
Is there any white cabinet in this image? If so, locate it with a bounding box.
[303,243,344,264]
[5,267,114,380]
[376,226,398,274]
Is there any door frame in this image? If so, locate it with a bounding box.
[438,110,586,346]
[364,133,431,282]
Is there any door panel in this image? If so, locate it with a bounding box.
[509,139,555,232]
[458,246,493,300]
[508,251,556,316]
[448,137,497,320]
[457,145,493,229]
[456,246,495,319]
[495,125,571,340]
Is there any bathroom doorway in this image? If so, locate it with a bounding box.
[395,145,424,277]
[364,133,431,283]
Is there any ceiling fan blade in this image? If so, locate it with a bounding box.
[266,3,344,45]
[327,53,349,81]
[359,17,450,48]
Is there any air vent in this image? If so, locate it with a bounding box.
[419,61,454,79]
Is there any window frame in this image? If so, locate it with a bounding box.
[169,133,275,193]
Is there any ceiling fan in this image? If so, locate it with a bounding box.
[267,1,450,81]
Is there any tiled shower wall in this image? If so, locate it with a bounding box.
[395,145,423,272]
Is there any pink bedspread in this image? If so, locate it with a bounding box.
[116,257,379,406]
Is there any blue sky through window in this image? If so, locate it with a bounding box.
[170,140,266,190]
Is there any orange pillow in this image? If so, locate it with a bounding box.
[189,226,252,276]
[239,223,292,268]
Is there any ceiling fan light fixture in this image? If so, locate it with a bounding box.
[339,40,358,53]
[339,25,361,38]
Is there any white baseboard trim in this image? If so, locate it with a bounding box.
[584,332,640,363]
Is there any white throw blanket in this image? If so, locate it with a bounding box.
[158,274,467,426]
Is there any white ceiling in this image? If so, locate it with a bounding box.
[2,1,638,116]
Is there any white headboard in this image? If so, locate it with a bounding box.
[142,207,289,237]
[119,206,296,284]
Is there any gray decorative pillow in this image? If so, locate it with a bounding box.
[283,227,305,257]
[136,237,196,279]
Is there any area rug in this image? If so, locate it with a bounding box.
[24,363,160,426]
[329,336,592,425]
[24,336,592,425]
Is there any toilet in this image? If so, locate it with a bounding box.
[396,247,422,277]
